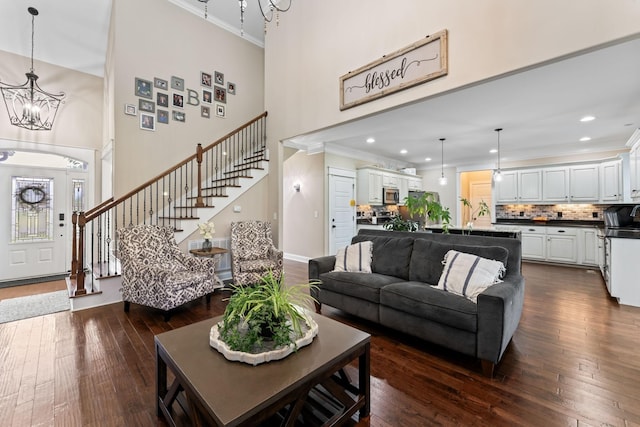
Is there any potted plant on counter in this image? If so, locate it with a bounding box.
[404,192,451,233]
[460,197,490,235]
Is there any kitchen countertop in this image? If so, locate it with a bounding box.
[495,218,604,228]
[605,228,640,239]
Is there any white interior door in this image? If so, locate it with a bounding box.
[470,181,492,228]
[0,166,70,282]
[328,169,356,255]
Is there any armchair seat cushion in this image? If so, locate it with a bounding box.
[238,259,280,273]
[166,270,209,291]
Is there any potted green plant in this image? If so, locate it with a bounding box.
[403,192,451,233]
[460,197,490,234]
[383,215,418,232]
[211,271,320,364]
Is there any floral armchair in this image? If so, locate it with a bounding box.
[230,220,283,286]
[117,224,218,320]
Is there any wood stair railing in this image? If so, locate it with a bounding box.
[69,112,268,296]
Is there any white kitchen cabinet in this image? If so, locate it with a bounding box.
[495,171,519,203]
[600,160,622,202]
[542,167,569,202]
[628,140,640,200]
[398,177,408,205]
[356,169,383,205]
[600,159,622,202]
[357,168,422,205]
[607,236,640,307]
[408,177,423,191]
[519,226,546,260]
[569,164,599,202]
[578,227,599,266]
[495,169,541,204]
[546,227,578,264]
[382,173,399,188]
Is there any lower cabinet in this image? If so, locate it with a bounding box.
[545,227,578,264]
[514,225,599,266]
[520,226,546,260]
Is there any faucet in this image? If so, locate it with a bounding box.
[631,205,640,217]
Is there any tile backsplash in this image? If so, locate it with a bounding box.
[495,204,610,221]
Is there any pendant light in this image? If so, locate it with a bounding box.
[0,7,65,131]
[438,138,447,186]
[493,128,503,182]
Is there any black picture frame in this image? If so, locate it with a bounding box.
[157,92,169,107]
[172,93,184,109]
[157,110,169,124]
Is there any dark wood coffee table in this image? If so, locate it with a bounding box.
[155,312,370,426]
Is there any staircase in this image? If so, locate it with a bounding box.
[67,112,268,310]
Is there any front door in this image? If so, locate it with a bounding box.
[0,166,71,282]
[328,169,356,255]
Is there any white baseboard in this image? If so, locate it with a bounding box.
[284,253,311,263]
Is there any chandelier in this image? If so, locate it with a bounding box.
[198,0,293,35]
[0,7,65,131]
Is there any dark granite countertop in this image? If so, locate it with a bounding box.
[495,219,604,228]
[605,228,640,239]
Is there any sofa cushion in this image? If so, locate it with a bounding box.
[334,241,373,273]
[409,239,508,285]
[352,235,414,280]
[319,271,404,304]
[380,282,478,332]
[436,250,506,303]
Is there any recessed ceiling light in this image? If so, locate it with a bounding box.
[366,137,375,143]
[580,116,596,122]
[424,157,432,162]
[580,136,591,142]
[489,149,498,154]
[400,149,408,154]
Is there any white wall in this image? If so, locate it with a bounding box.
[110,0,265,197]
[268,0,640,256]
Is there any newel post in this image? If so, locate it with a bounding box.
[70,211,78,279]
[195,143,205,207]
[75,212,87,296]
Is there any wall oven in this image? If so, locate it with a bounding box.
[383,187,399,205]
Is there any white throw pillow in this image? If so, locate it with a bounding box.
[333,241,373,273]
[435,250,506,303]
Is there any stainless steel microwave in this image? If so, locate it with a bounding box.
[383,187,399,204]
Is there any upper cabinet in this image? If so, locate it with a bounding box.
[627,130,640,201]
[357,167,422,205]
[569,164,599,202]
[495,158,623,205]
[495,169,541,203]
[600,160,623,202]
[356,169,383,205]
[542,167,569,202]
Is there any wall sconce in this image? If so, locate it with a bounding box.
[293,183,301,192]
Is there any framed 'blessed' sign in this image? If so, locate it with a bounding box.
[339,30,448,111]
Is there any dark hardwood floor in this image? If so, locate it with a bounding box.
[1,260,639,426]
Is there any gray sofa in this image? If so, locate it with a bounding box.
[309,229,525,376]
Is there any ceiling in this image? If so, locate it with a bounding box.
[1,2,638,171]
[289,36,640,170]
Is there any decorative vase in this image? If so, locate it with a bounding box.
[202,239,212,251]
